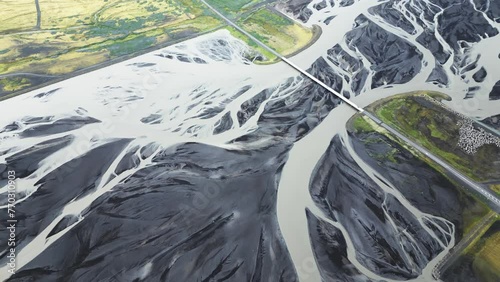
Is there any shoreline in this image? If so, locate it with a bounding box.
[0,25,224,102]
[0,4,323,101]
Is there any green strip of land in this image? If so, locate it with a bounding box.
[0,0,316,97]
[367,91,500,183]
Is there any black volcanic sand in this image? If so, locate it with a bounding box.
[20,116,100,138]
[279,0,314,22]
[308,135,446,280]
[306,209,370,282]
[0,114,101,138]
[473,67,487,83]
[0,139,131,262]
[2,135,73,181]
[345,15,423,89]
[481,114,500,130]
[349,128,489,242]
[490,80,500,100]
[283,0,498,95]
[442,221,500,282]
[4,142,299,281]
[326,44,368,96]
[234,58,343,143]
[281,0,355,23]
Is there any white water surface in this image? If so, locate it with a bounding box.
[0,0,499,280]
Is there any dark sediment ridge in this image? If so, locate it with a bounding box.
[308,134,445,280]
[4,142,298,281]
[349,128,489,242]
[306,209,371,282]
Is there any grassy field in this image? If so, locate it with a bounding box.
[444,219,500,282]
[351,114,491,236]
[490,184,500,195]
[206,0,263,16]
[238,7,313,59]
[0,0,223,94]
[368,92,500,182]
[471,225,500,281]
[0,0,37,32]
[0,0,315,95]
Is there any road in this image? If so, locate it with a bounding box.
[363,112,500,210]
[199,0,364,113]
[431,211,497,279]
[200,0,500,212]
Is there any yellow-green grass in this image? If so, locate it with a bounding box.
[225,26,278,62]
[238,8,313,58]
[0,77,31,92]
[205,0,263,15]
[490,184,500,196]
[461,219,500,282]
[0,0,314,95]
[38,0,117,28]
[352,115,375,134]
[463,215,497,255]
[98,0,191,22]
[370,92,500,182]
[0,0,37,33]
[350,113,491,237]
[0,0,224,94]
[473,232,500,280]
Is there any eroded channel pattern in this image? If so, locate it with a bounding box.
[0,0,499,281]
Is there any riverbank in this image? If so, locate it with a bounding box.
[365,91,500,183]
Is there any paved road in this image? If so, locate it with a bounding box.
[201,0,500,212]
[363,112,500,211]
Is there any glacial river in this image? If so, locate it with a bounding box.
[0,0,499,281]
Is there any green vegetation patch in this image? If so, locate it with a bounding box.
[0,0,223,95]
[490,184,500,196]
[226,26,277,62]
[444,219,500,282]
[370,92,500,182]
[107,35,157,57]
[348,112,491,237]
[0,77,31,92]
[237,8,314,58]
[352,115,375,134]
[205,0,262,15]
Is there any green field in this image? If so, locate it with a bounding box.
[491,184,500,196]
[443,219,500,282]
[0,0,224,94]
[368,92,500,182]
[238,7,314,59]
[206,0,263,16]
[0,0,316,96]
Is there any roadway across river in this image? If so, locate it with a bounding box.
[201,0,500,212]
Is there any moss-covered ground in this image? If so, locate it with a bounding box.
[368,92,500,182]
[490,184,500,196]
[444,219,500,282]
[1,0,316,96]
[0,0,224,95]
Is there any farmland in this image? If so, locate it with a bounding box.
[0,0,224,95]
[0,0,316,97]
